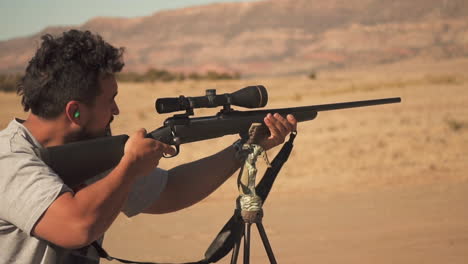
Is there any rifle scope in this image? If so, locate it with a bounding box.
[155,85,268,114]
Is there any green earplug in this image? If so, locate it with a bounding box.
[74,111,80,118]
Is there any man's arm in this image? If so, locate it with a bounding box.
[32,129,174,249]
[144,113,297,214]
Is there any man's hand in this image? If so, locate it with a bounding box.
[123,128,175,178]
[259,113,297,151]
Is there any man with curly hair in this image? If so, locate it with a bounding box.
[0,29,297,264]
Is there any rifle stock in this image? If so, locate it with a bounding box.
[40,97,401,187]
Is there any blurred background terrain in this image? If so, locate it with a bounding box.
[1,0,468,76]
[1,0,467,263]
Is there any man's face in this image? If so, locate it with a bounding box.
[77,75,119,140]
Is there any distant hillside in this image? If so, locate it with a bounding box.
[1,0,467,77]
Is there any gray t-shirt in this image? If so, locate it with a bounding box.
[0,119,168,264]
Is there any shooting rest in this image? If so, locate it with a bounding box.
[230,123,278,264]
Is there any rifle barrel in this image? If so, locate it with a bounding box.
[234,97,401,123]
[312,97,401,112]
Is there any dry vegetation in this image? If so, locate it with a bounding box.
[0,58,467,263]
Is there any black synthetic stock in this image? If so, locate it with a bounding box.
[39,135,129,187]
[40,97,401,187]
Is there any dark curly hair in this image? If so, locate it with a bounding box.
[17,30,124,119]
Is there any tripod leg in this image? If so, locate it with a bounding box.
[244,223,252,264]
[230,225,243,264]
[256,222,278,264]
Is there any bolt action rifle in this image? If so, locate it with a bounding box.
[39,85,401,188]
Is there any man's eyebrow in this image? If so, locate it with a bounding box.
[112,92,118,98]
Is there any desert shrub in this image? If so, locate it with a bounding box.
[206,71,229,80]
[425,74,459,85]
[187,72,202,80]
[116,68,181,82]
[173,72,186,81]
[117,68,241,82]
[145,68,177,82]
[0,74,21,92]
[308,71,317,80]
[195,71,241,80]
[446,119,467,132]
[116,71,145,82]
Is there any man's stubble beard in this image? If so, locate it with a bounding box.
[105,124,113,136]
[65,119,113,143]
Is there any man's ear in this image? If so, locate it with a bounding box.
[65,101,82,125]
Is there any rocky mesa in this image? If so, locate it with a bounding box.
[1,0,467,77]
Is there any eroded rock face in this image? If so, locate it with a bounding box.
[1,0,468,76]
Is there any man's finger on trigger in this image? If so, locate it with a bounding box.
[169,147,177,155]
[163,145,177,155]
[159,141,174,153]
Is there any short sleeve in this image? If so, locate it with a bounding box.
[0,148,72,235]
[122,168,168,217]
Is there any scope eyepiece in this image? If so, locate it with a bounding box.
[155,85,268,114]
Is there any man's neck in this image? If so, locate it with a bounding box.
[23,114,71,148]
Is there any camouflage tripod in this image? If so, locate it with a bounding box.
[229,124,278,264]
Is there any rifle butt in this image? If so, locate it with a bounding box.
[40,134,129,187]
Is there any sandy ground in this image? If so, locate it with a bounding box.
[1,58,467,263]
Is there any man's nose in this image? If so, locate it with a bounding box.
[113,102,120,115]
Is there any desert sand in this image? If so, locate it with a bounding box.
[1,58,467,263]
